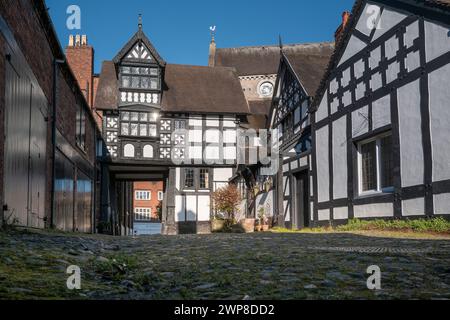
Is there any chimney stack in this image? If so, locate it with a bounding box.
[81,35,87,46]
[335,11,351,42]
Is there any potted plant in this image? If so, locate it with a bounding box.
[253,185,260,196]
[254,219,262,232]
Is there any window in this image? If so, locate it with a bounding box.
[76,104,86,150]
[135,191,151,200]
[358,134,393,194]
[124,144,135,158]
[134,207,151,221]
[120,111,157,137]
[174,120,186,130]
[158,191,164,201]
[200,169,209,189]
[143,145,154,158]
[184,169,194,189]
[120,66,160,90]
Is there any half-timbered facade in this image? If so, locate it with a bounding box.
[95,22,249,234]
[311,0,450,225]
[269,45,333,229]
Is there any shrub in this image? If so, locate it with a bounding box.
[212,185,241,225]
[337,218,450,233]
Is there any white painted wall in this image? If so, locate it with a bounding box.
[332,116,348,200]
[398,79,424,187]
[354,203,393,218]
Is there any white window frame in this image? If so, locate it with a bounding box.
[357,132,394,196]
[135,190,151,200]
[134,207,152,221]
[157,191,164,201]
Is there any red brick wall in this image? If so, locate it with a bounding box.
[66,44,94,107]
[0,0,98,225]
[133,181,164,220]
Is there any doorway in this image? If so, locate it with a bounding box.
[293,171,310,229]
[133,181,164,235]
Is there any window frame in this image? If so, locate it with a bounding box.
[134,207,152,221]
[357,132,394,196]
[135,190,151,201]
[157,191,164,201]
[120,111,158,138]
[76,104,86,151]
[119,65,160,91]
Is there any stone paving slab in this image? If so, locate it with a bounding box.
[0,229,449,300]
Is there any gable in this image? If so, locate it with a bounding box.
[313,0,450,120]
[125,42,154,61]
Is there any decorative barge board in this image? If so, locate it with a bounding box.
[94,22,249,235]
[311,0,450,226]
[268,45,333,229]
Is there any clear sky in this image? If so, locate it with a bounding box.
[46,0,354,73]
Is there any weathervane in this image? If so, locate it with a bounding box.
[138,14,143,31]
[210,25,216,42]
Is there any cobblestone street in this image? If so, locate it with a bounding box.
[0,229,449,300]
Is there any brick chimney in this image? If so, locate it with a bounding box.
[335,11,351,42]
[66,34,95,107]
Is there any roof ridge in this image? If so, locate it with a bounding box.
[216,42,334,51]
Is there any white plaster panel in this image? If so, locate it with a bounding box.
[354,203,394,218]
[404,20,419,48]
[214,182,227,191]
[402,198,425,217]
[369,46,381,69]
[385,35,399,60]
[205,129,220,143]
[310,176,314,197]
[176,168,181,191]
[213,168,233,181]
[405,50,420,72]
[197,196,211,221]
[354,58,365,80]
[283,163,290,173]
[333,207,349,220]
[310,202,314,220]
[206,117,219,127]
[373,7,407,41]
[175,195,185,222]
[333,116,348,200]
[372,94,391,130]
[338,35,366,66]
[186,195,197,221]
[342,68,351,87]
[316,126,330,203]
[316,93,328,122]
[398,79,424,187]
[330,78,339,94]
[224,147,236,160]
[331,97,339,114]
[352,105,369,137]
[283,176,290,197]
[318,209,330,221]
[205,146,220,159]
[224,130,236,144]
[300,156,308,168]
[189,117,202,127]
[429,63,450,182]
[223,120,236,128]
[370,71,383,92]
[425,20,450,62]
[284,201,290,222]
[355,81,366,101]
[291,160,298,170]
[189,146,203,159]
[434,193,450,215]
[386,61,400,84]
[189,130,202,143]
[343,90,352,107]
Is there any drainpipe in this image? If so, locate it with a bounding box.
[50,58,65,229]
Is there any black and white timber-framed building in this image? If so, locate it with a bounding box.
[94,22,249,235]
[309,0,450,225]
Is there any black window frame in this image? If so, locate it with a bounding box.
[76,104,86,151]
[119,111,158,138]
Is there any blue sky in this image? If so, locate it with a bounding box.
[46,0,354,73]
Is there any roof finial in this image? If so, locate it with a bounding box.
[209,25,216,43]
[279,35,283,52]
[138,14,143,31]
